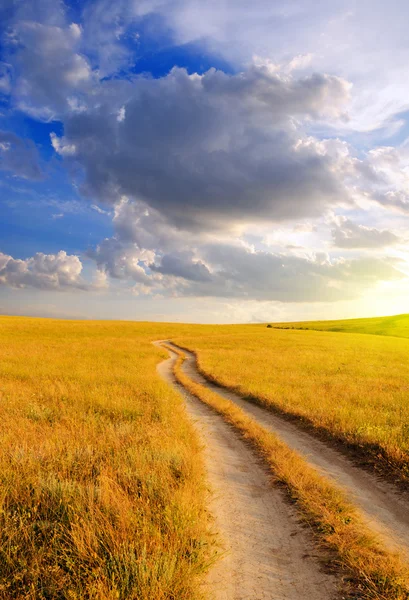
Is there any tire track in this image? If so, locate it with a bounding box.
[167,340,409,560]
[154,342,338,600]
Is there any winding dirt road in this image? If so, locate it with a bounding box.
[155,343,338,600]
[166,340,409,560]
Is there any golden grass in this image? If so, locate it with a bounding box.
[5,312,409,598]
[0,316,215,599]
[173,327,409,484]
[167,343,409,600]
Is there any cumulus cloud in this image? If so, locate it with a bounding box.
[87,237,155,284]
[331,216,401,248]
[55,65,351,231]
[0,131,43,179]
[0,250,103,291]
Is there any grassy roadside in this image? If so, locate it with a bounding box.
[0,317,214,599]
[165,343,409,600]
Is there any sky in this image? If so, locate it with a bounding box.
[1,0,409,323]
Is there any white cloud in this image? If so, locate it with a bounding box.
[91,204,111,215]
[50,132,77,156]
[0,251,104,291]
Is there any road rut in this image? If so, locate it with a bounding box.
[167,340,409,560]
[155,343,338,600]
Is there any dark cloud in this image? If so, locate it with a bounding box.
[151,251,212,282]
[54,65,351,231]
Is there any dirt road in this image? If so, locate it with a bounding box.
[155,343,338,600]
[166,340,409,560]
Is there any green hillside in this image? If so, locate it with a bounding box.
[271,313,409,338]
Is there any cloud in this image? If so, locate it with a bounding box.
[2,0,67,28]
[0,62,12,95]
[87,237,155,284]
[151,251,213,282]
[80,0,137,77]
[112,198,198,252]
[331,216,401,248]
[6,18,92,119]
[89,214,404,302]
[55,65,350,231]
[2,0,409,317]
[131,0,409,132]
[0,131,43,179]
[91,204,111,215]
[169,243,404,302]
[0,250,104,291]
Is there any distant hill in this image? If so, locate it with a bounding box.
[271,313,409,339]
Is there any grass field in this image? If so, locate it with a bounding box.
[3,314,409,598]
[270,313,409,338]
[0,316,214,599]
[174,325,409,483]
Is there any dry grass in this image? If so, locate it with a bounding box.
[0,316,214,599]
[167,343,409,600]
[174,327,409,484]
[5,312,409,599]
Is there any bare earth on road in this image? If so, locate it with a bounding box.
[155,344,339,600]
[167,340,409,561]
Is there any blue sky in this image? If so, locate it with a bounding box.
[1,0,409,322]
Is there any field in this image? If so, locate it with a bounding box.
[270,313,409,338]
[174,325,409,482]
[0,316,214,599]
[3,314,409,599]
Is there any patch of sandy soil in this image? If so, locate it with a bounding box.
[166,341,409,560]
[154,343,338,600]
